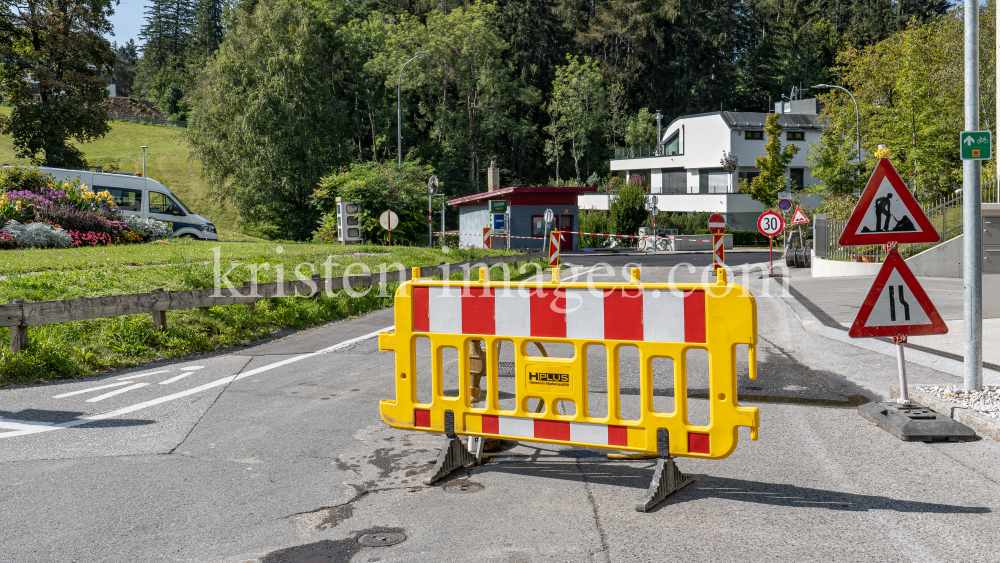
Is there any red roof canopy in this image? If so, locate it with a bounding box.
[447,186,595,207]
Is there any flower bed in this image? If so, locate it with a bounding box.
[0,166,172,250]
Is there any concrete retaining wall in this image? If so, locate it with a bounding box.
[907,235,963,278]
[810,250,883,277]
[668,234,733,251]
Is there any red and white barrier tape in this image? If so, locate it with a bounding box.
[434,231,717,243]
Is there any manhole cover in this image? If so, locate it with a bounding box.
[357,532,406,547]
[443,482,484,494]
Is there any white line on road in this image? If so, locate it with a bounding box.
[86,383,149,402]
[180,366,204,370]
[53,381,131,398]
[118,370,169,381]
[159,372,194,385]
[0,327,392,439]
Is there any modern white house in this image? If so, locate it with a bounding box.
[582,99,824,230]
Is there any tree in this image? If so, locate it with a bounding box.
[623,107,657,148]
[112,40,139,97]
[190,0,225,61]
[549,55,608,181]
[0,0,116,167]
[740,113,799,208]
[137,0,195,118]
[609,178,647,246]
[186,0,351,240]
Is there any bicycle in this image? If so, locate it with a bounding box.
[637,235,668,252]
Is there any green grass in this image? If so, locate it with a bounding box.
[0,243,541,387]
[0,107,247,238]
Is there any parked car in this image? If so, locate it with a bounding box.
[28,166,218,240]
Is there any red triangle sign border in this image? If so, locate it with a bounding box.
[838,159,940,246]
[848,248,948,338]
[790,207,809,225]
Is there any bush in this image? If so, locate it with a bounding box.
[579,210,613,248]
[1,220,73,248]
[0,231,17,249]
[730,229,771,247]
[0,166,55,194]
[610,183,648,247]
[0,341,85,386]
[124,215,172,240]
[34,204,113,233]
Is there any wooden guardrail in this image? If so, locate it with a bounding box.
[1,252,542,353]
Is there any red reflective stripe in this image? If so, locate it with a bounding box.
[608,425,628,447]
[413,287,429,332]
[481,415,499,434]
[414,409,431,428]
[530,289,566,338]
[534,419,570,441]
[688,432,710,454]
[683,290,706,343]
[604,288,643,341]
[462,286,495,335]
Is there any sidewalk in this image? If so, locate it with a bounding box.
[777,267,1000,383]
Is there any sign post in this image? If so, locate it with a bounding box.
[544,208,554,249]
[757,211,785,275]
[709,213,726,272]
[379,209,399,246]
[547,230,562,267]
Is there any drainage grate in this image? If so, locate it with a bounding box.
[443,481,484,494]
[357,532,406,547]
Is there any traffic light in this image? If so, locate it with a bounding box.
[336,197,362,244]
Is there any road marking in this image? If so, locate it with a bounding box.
[86,383,149,402]
[53,381,131,398]
[0,419,56,431]
[0,327,392,439]
[159,372,194,385]
[118,370,170,381]
[180,366,205,370]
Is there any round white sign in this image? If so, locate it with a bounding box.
[651,206,659,216]
[757,211,785,237]
[380,210,399,230]
[544,209,554,223]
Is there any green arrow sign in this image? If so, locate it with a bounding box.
[960,131,992,160]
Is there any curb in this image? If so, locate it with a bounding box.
[890,384,1000,441]
[770,278,1000,385]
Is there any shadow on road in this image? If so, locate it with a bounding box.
[0,408,155,428]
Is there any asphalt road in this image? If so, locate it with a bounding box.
[1,253,998,562]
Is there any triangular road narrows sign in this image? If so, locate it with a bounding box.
[848,248,948,338]
[838,159,940,246]
[790,207,810,225]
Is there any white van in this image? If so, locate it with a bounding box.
[12,166,218,240]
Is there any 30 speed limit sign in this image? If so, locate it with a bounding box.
[757,211,785,237]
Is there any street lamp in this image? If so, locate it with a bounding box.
[398,51,427,178]
[812,84,861,166]
[141,145,148,177]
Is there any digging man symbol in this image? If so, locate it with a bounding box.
[875,193,894,232]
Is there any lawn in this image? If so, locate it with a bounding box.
[0,106,247,239]
[0,241,542,387]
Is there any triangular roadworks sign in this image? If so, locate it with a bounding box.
[848,248,948,338]
[790,207,810,225]
[838,159,940,246]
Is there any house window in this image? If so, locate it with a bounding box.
[699,171,729,194]
[787,131,805,141]
[532,216,545,237]
[664,131,680,155]
[745,131,764,140]
[790,168,805,190]
[662,169,686,194]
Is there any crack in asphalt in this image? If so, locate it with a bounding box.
[166,356,253,454]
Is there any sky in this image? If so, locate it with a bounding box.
[107,0,146,47]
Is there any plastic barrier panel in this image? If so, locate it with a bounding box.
[378,268,759,462]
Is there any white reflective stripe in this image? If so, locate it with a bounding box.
[643,289,685,342]
[565,289,604,340]
[494,289,531,336]
[569,421,608,445]
[428,287,462,333]
[498,415,534,438]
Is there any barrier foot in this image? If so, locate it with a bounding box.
[423,411,477,485]
[635,429,693,512]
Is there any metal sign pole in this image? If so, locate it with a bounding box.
[769,237,773,276]
[964,0,984,391]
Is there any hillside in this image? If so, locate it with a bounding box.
[0,107,247,239]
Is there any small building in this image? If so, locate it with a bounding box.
[448,186,594,250]
[582,99,824,230]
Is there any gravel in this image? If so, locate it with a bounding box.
[918,385,1000,419]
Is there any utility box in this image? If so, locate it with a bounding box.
[336,197,362,244]
[985,204,1000,274]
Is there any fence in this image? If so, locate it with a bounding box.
[0,252,541,354]
[107,112,188,128]
[815,188,986,262]
[614,145,663,159]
